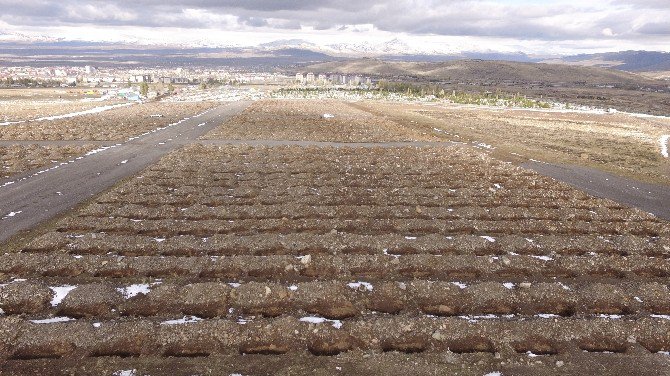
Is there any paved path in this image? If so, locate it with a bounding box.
[522,161,670,221]
[0,101,250,243]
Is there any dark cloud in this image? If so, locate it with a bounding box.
[1,0,669,41]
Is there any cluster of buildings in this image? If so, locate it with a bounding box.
[295,72,373,87]
[0,66,293,88]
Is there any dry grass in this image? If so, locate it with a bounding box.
[1,144,97,179]
[355,101,670,185]
[0,101,218,141]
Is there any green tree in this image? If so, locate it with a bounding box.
[139,82,149,97]
[200,82,207,90]
[167,83,175,93]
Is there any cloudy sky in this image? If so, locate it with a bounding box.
[0,0,669,54]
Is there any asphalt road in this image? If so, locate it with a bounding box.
[522,161,670,221]
[0,101,250,243]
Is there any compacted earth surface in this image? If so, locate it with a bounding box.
[1,99,670,375]
[0,100,218,180]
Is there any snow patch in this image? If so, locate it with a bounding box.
[480,236,496,243]
[30,316,75,324]
[117,284,152,299]
[660,135,670,158]
[49,285,77,306]
[451,281,468,289]
[322,113,335,118]
[1,211,22,220]
[161,316,203,325]
[300,316,343,329]
[347,281,373,291]
[531,255,554,261]
[113,370,136,376]
[536,313,560,319]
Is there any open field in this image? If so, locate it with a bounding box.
[0,101,218,141]
[203,99,438,142]
[2,97,670,374]
[0,144,97,179]
[0,99,219,180]
[354,101,670,186]
[0,88,125,123]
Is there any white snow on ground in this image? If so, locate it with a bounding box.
[503,283,515,289]
[452,282,468,289]
[404,236,417,240]
[161,316,203,325]
[660,135,670,158]
[117,284,152,299]
[480,236,496,243]
[0,103,133,126]
[49,285,77,306]
[288,285,298,291]
[299,316,343,329]
[531,255,554,261]
[597,314,622,319]
[347,282,374,291]
[29,316,75,324]
[651,314,670,320]
[113,370,136,376]
[536,314,560,318]
[322,113,335,118]
[459,314,515,323]
[1,211,22,220]
[483,372,502,376]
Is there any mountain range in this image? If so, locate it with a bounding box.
[1,31,670,73]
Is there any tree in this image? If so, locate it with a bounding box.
[139,82,149,97]
[167,83,175,93]
[200,82,207,90]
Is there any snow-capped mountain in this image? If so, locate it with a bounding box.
[255,38,456,57]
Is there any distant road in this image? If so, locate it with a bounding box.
[522,161,670,221]
[0,101,250,244]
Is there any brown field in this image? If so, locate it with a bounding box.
[0,144,97,179]
[355,101,670,185]
[203,99,438,142]
[0,88,125,123]
[2,99,670,375]
[0,100,218,180]
[0,101,218,141]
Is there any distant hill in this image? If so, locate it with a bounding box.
[306,59,660,86]
[543,51,670,72]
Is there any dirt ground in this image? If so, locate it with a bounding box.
[203,99,439,142]
[2,99,670,374]
[0,88,125,123]
[0,144,98,179]
[0,101,218,141]
[354,101,670,186]
[0,100,219,180]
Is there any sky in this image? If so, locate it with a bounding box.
[0,0,669,55]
